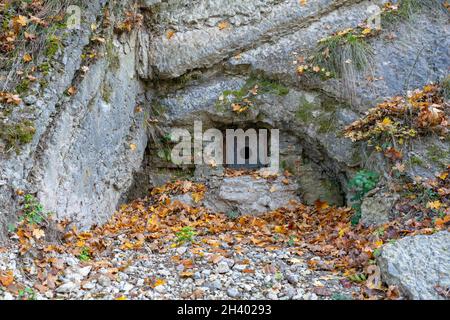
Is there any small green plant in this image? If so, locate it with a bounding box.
[18,287,36,300]
[306,29,374,101]
[160,133,173,144]
[19,194,48,225]
[372,248,381,258]
[287,235,295,247]
[7,223,16,233]
[372,227,385,237]
[15,79,30,95]
[226,211,239,220]
[38,61,51,75]
[157,148,172,162]
[175,226,197,244]
[45,35,61,58]
[348,170,379,225]
[348,273,367,283]
[410,155,425,167]
[274,272,283,281]
[78,247,91,262]
[426,145,450,168]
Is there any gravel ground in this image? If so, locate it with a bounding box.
[0,240,361,300]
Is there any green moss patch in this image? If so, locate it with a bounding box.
[216,76,289,114]
[0,119,35,153]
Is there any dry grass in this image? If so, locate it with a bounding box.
[312,32,374,102]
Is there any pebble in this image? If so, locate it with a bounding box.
[227,287,240,298]
[23,95,37,105]
[3,292,14,300]
[122,282,134,292]
[98,275,112,287]
[286,273,299,285]
[233,264,247,271]
[56,282,78,293]
[77,266,92,278]
[176,264,185,272]
[202,269,211,276]
[154,285,166,293]
[267,291,278,300]
[303,292,319,300]
[136,279,145,287]
[159,269,171,277]
[213,279,223,290]
[216,261,230,274]
[82,282,96,290]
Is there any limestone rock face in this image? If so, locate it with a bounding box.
[0,0,448,241]
[0,1,147,239]
[378,231,450,300]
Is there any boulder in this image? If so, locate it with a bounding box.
[360,191,399,227]
[204,173,300,215]
[377,231,450,300]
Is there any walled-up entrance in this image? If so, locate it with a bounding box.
[223,128,271,170]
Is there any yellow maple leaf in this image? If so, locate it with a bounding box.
[338,228,348,237]
[361,28,372,35]
[23,53,32,63]
[296,65,305,74]
[152,278,166,288]
[121,241,134,250]
[438,172,448,180]
[12,15,27,32]
[274,225,287,234]
[427,200,442,210]
[374,239,383,248]
[381,117,393,126]
[191,192,204,203]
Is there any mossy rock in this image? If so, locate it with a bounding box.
[295,96,340,134]
[0,119,35,153]
[426,145,450,169]
[216,76,289,113]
